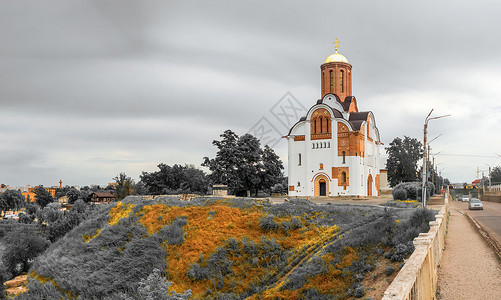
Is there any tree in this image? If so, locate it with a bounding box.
[114,173,135,201]
[236,134,263,196]
[203,130,285,196]
[202,130,241,193]
[0,190,24,212]
[385,136,423,187]
[66,188,81,204]
[34,186,54,208]
[260,145,285,194]
[491,166,501,185]
[2,227,50,276]
[140,164,209,195]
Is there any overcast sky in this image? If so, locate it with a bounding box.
[1,0,501,187]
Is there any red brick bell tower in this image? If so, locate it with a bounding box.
[320,39,352,101]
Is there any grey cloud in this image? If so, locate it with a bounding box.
[1,0,501,185]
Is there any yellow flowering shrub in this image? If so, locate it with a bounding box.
[108,202,135,225]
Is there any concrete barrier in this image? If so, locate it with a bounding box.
[382,195,449,300]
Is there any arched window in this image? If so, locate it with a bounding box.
[342,151,346,164]
[320,163,324,170]
[298,153,302,166]
[298,181,301,187]
[329,70,334,92]
[313,119,317,133]
[326,118,330,133]
[319,117,323,133]
[341,172,347,183]
[328,142,330,148]
[340,70,344,93]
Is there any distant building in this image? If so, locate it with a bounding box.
[90,192,116,204]
[22,186,57,202]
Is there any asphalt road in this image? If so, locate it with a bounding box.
[452,200,501,246]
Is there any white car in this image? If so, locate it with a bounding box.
[468,198,484,210]
[461,196,470,202]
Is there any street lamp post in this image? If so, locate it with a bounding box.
[422,109,451,209]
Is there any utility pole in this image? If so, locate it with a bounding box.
[422,109,450,209]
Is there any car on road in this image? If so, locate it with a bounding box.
[468,198,484,210]
[461,195,470,202]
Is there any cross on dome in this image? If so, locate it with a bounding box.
[333,38,340,53]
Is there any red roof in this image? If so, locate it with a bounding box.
[472,179,481,184]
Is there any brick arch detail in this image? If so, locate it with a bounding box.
[312,173,331,197]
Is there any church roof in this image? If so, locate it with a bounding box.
[324,52,349,64]
[349,112,370,122]
[341,97,353,112]
[349,120,364,131]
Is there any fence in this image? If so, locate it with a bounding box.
[382,194,449,299]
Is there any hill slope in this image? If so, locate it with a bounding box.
[17,197,434,299]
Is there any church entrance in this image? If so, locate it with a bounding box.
[319,180,327,196]
[367,174,373,196]
[314,175,329,197]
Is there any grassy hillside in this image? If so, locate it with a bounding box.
[17,197,435,299]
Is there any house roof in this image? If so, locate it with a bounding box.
[92,192,115,198]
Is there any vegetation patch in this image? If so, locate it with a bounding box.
[18,197,436,299]
[108,202,135,225]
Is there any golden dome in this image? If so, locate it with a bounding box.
[324,51,349,64]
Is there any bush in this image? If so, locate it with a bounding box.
[390,242,415,262]
[385,266,394,276]
[18,213,33,224]
[137,268,192,300]
[393,189,407,200]
[392,182,419,200]
[2,227,51,276]
[259,215,279,232]
[354,285,365,298]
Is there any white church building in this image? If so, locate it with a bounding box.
[286,42,382,197]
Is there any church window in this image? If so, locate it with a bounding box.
[327,118,330,133]
[342,151,346,164]
[329,70,334,92]
[340,70,344,92]
[314,119,317,133]
[298,153,302,166]
[298,182,301,187]
[341,172,347,183]
[320,163,323,170]
[328,142,330,148]
[320,117,323,132]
